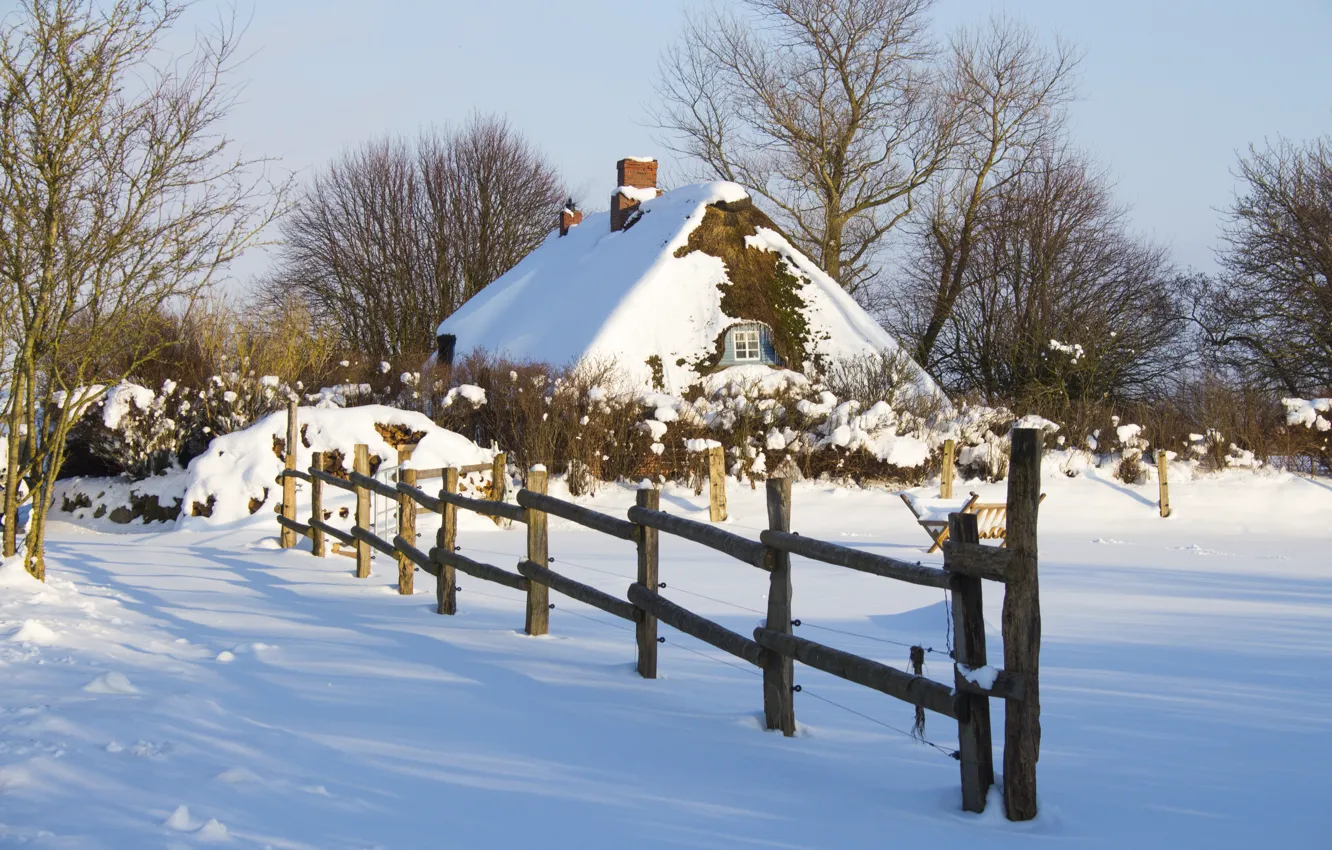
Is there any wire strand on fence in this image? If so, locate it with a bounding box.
[553,603,636,634]
[796,621,952,659]
[548,555,634,582]
[455,586,521,604]
[453,544,523,562]
[796,685,958,759]
[548,595,957,760]
[554,554,950,664]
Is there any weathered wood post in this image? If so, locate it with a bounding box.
[635,484,660,678]
[1156,450,1172,518]
[437,467,459,615]
[489,452,507,501]
[1004,428,1042,821]
[524,466,550,636]
[310,451,325,557]
[763,477,795,736]
[397,444,416,595]
[941,438,956,499]
[489,451,509,526]
[708,445,727,522]
[947,511,994,813]
[353,443,371,579]
[279,399,298,549]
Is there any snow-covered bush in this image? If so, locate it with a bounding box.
[69,372,304,478]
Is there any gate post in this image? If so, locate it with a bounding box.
[1004,428,1042,821]
[762,477,795,736]
[947,512,993,813]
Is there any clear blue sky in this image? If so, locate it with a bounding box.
[197,0,1330,278]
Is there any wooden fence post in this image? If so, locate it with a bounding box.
[941,438,956,499]
[948,512,993,813]
[763,477,795,736]
[280,399,298,549]
[1157,450,1172,518]
[489,451,508,526]
[353,443,371,579]
[397,445,416,595]
[437,467,459,615]
[310,451,325,557]
[708,445,727,522]
[524,466,550,636]
[635,485,660,678]
[490,452,507,500]
[1004,428,1042,821]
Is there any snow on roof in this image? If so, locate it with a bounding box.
[436,181,938,396]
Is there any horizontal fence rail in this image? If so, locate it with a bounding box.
[753,627,960,719]
[273,413,1043,822]
[519,560,638,622]
[626,506,770,570]
[628,581,766,667]
[516,490,637,541]
[429,546,528,592]
[760,529,950,588]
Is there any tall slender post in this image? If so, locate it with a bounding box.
[708,445,727,522]
[947,512,993,813]
[941,438,956,499]
[397,445,416,595]
[353,443,371,579]
[524,466,549,636]
[279,399,298,548]
[1157,450,1172,518]
[490,452,507,500]
[489,451,508,526]
[437,467,459,614]
[1003,428,1042,821]
[635,485,660,678]
[762,477,795,736]
[310,451,325,557]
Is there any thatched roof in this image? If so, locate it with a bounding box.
[435,181,936,395]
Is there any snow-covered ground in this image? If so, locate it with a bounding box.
[1,465,1329,848]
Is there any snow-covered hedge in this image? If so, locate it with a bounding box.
[57,405,493,527]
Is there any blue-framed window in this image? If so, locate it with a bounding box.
[719,322,781,367]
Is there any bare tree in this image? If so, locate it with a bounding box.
[0,0,283,578]
[1192,135,1332,395]
[911,147,1185,409]
[422,115,568,305]
[890,15,1080,368]
[653,0,952,294]
[273,115,566,360]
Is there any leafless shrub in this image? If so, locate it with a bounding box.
[1190,135,1332,397]
[271,114,567,359]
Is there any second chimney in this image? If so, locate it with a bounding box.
[559,201,582,237]
[611,157,659,232]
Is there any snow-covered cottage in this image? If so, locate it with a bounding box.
[434,158,936,396]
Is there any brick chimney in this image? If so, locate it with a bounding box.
[559,202,582,237]
[610,157,659,232]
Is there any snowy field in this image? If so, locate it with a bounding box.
[1,466,1329,849]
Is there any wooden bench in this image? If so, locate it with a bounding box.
[901,491,1046,553]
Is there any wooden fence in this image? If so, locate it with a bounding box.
[275,408,1044,821]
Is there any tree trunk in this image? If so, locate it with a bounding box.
[3,368,25,559]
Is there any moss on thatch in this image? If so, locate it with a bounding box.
[672,198,812,376]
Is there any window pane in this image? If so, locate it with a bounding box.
[734,329,760,360]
